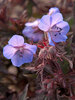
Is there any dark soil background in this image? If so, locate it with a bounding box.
[0,0,75,100]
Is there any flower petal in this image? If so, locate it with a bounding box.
[23,50,33,63]
[25,19,40,27]
[24,43,37,54]
[51,13,63,27]
[22,26,43,42]
[51,32,67,43]
[48,32,55,46]
[3,45,17,59]
[48,7,60,15]
[56,21,70,35]
[8,35,24,46]
[11,50,33,67]
[22,26,34,38]
[30,32,43,42]
[38,15,51,32]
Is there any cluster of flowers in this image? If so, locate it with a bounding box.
[3,7,70,67]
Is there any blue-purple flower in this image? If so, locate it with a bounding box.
[38,12,70,46]
[25,19,40,27]
[3,35,37,67]
[22,19,44,42]
[48,7,60,15]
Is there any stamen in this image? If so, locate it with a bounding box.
[57,27,58,29]
[54,34,57,36]
[59,33,61,35]
[19,52,23,57]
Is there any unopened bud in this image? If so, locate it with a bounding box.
[39,47,47,57]
[48,46,56,55]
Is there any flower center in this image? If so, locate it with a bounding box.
[49,25,62,37]
[14,45,25,57]
[50,25,62,32]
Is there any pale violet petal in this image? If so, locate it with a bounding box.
[56,21,70,35]
[3,45,17,59]
[48,7,60,15]
[51,32,67,43]
[8,35,24,46]
[24,43,37,54]
[51,13,63,27]
[38,15,51,32]
[11,50,33,67]
[25,19,40,27]
[22,26,34,38]
[48,32,55,46]
[11,50,24,67]
[23,50,33,63]
[22,26,43,42]
[30,32,43,42]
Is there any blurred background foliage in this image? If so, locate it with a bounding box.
[0,0,75,100]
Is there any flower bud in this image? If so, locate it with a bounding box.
[48,46,56,55]
[39,47,47,58]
